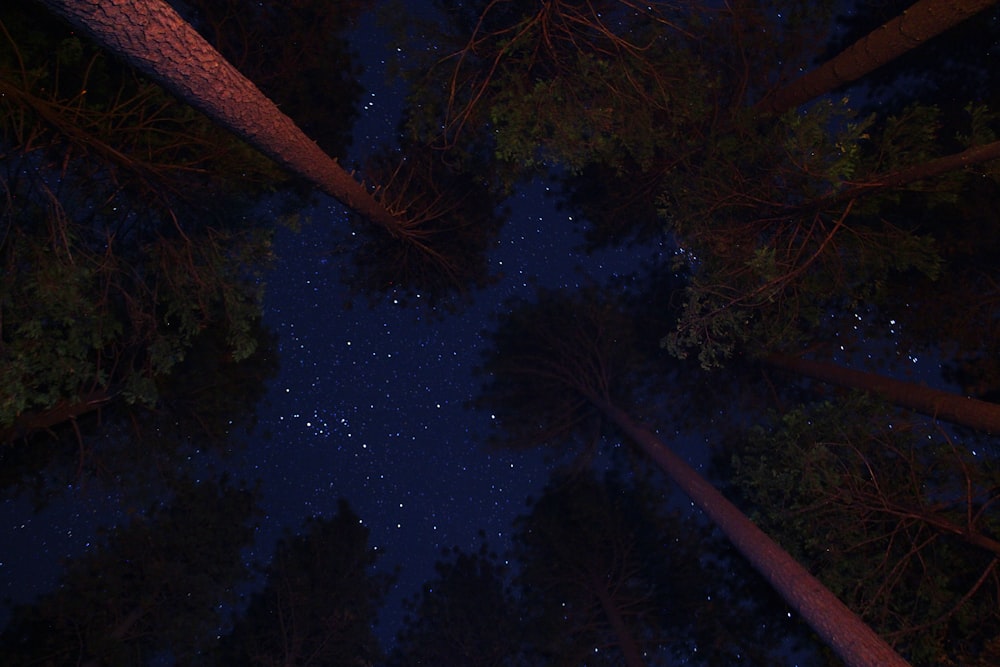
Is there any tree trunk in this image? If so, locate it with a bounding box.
[757,0,998,115]
[808,139,1000,212]
[590,397,911,667]
[589,573,647,667]
[1,389,111,444]
[36,0,403,236]
[765,352,1000,435]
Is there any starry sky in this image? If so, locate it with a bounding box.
[230,6,667,641]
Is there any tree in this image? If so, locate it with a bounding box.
[0,476,260,666]
[388,540,526,667]
[35,0,402,235]
[726,396,1000,665]
[216,499,393,667]
[182,0,370,158]
[661,98,1000,367]
[756,0,1000,115]
[334,139,506,311]
[763,352,1000,435]
[512,471,656,667]
[820,0,1000,115]
[476,288,910,667]
[1,2,280,435]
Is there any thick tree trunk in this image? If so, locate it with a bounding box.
[757,0,998,115]
[765,352,1000,435]
[591,397,910,667]
[36,0,403,235]
[589,574,647,667]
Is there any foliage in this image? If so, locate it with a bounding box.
[660,100,943,368]
[335,140,506,312]
[388,0,716,190]
[0,476,261,666]
[0,316,279,508]
[0,2,281,430]
[727,395,1000,665]
[216,498,394,667]
[475,287,644,458]
[388,539,526,667]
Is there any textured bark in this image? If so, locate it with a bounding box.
[758,0,998,115]
[36,0,403,235]
[591,397,911,667]
[765,353,1000,435]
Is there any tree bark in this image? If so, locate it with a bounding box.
[765,352,1000,435]
[757,0,999,115]
[590,397,911,667]
[36,0,404,235]
[808,139,1000,212]
[589,574,647,667]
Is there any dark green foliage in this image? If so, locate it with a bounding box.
[217,499,393,666]
[475,287,644,458]
[0,1,281,431]
[727,396,1000,665]
[389,539,526,667]
[512,469,672,665]
[0,317,279,508]
[336,140,506,312]
[0,476,261,666]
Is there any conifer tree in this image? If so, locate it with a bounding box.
[477,288,910,667]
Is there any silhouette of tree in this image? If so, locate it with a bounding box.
[388,539,526,667]
[763,352,1000,435]
[476,288,908,667]
[217,499,393,667]
[0,476,260,666]
[335,140,506,311]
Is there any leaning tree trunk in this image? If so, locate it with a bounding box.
[590,573,647,667]
[590,397,911,667]
[36,0,404,235]
[808,139,1000,212]
[765,352,1000,435]
[757,0,998,115]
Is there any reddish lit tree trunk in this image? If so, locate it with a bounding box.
[806,139,1000,212]
[757,0,998,115]
[765,352,1000,435]
[590,397,911,667]
[37,0,403,235]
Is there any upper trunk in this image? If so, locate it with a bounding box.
[37,0,403,235]
[591,397,911,667]
[757,0,998,115]
[589,573,647,667]
[765,352,1000,435]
